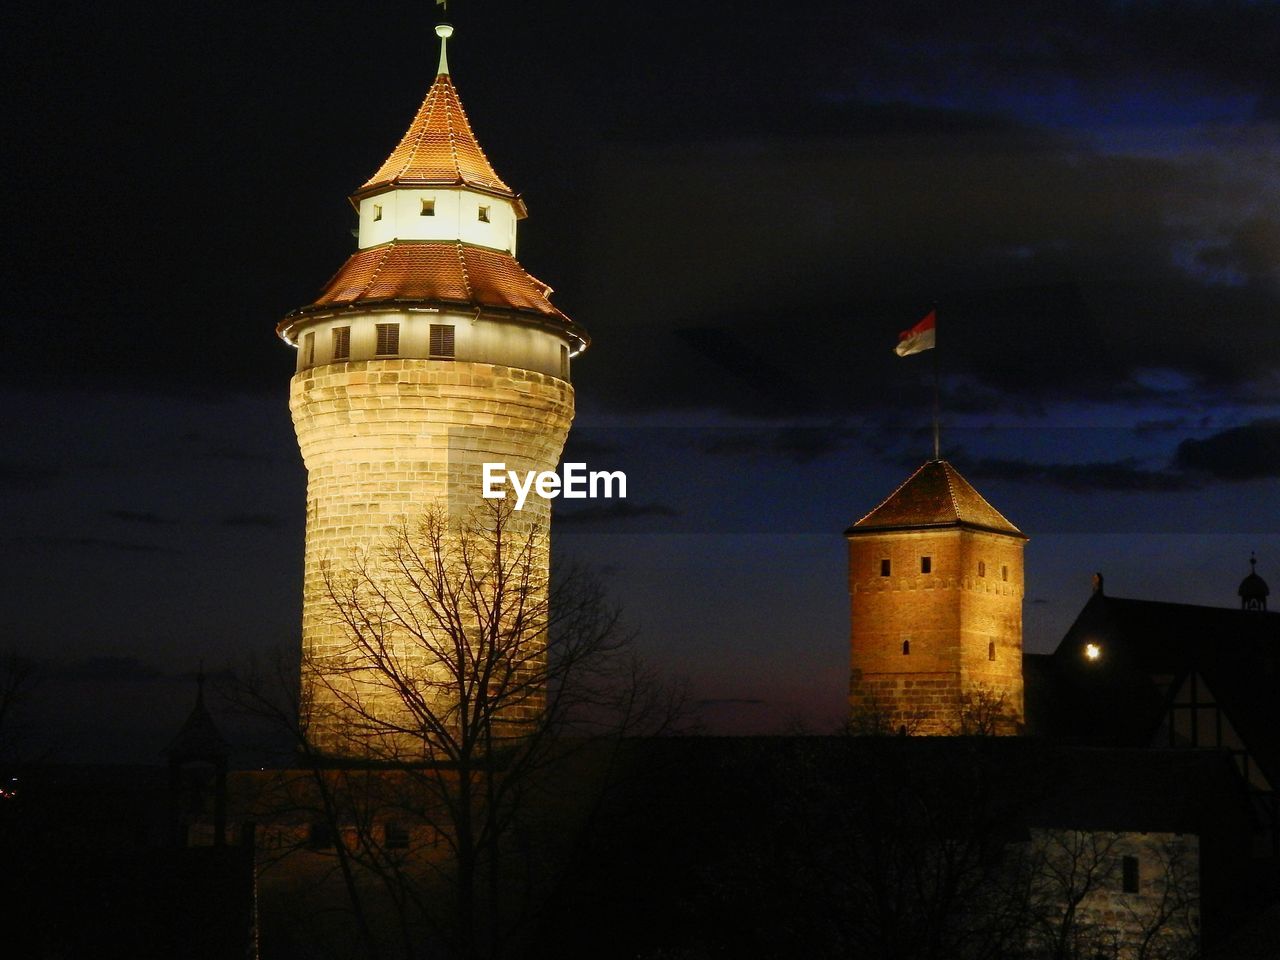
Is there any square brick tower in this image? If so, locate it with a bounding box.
[846,460,1026,735]
[276,24,588,756]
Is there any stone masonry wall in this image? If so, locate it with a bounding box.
[290,358,574,756]
[848,528,1024,734]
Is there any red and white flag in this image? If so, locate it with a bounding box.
[895,309,936,357]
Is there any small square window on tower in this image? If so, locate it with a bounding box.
[332,326,350,361]
[921,556,932,574]
[902,639,911,655]
[375,322,400,356]
[384,821,410,850]
[1122,855,1140,893]
[880,559,891,577]
[988,641,996,661]
[420,198,435,216]
[304,331,315,366]
[372,203,383,222]
[308,822,335,849]
[477,205,491,223]
[429,323,455,359]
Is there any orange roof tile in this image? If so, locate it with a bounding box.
[290,241,576,327]
[848,460,1024,537]
[355,74,517,204]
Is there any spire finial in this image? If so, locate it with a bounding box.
[1251,551,1258,572]
[436,22,454,76]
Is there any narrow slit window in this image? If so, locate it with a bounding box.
[978,560,986,577]
[304,331,315,366]
[988,641,996,661]
[1002,565,1009,582]
[384,822,410,850]
[420,198,435,216]
[1122,855,1140,893]
[308,822,334,849]
[375,322,400,356]
[560,344,569,379]
[332,326,350,361]
[921,556,932,574]
[902,639,911,655]
[880,559,891,577]
[477,205,491,223]
[372,204,383,222]
[429,323,455,359]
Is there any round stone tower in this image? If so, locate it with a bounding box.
[277,24,588,755]
[845,460,1026,735]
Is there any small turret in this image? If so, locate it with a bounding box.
[1239,553,1269,611]
[165,668,230,847]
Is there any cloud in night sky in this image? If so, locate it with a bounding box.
[1176,418,1280,479]
[555,502,682,526]
[106,509,173,525]
[220,512,283,528]
[960,418,1280,491]
[15,535,181,555]
[561,435,622,459]
[51,656,165,683]
[0,461,59,491]
[701,425,858,464]
[969,457,1197,493]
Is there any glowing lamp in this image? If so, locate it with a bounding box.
[1084,643,1102,662]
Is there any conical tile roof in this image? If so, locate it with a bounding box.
[290,240,582,337]
[848,460,1024,538]
[354,72,519,206]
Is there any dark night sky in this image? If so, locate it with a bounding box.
[2,1,1278,760]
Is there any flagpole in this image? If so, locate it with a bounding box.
[931,305,940,460]
[894,307,940,459]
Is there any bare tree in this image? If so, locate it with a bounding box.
[1020,828,1199,960]
[954,688,1012,737]
[233,501,682,960]
[1118,836,1200,960]
[1023,828,1123,959]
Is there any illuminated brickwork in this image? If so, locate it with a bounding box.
[290,359,573,753]
[846,461,1026,735]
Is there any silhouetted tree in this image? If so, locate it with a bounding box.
[233,501,682,960]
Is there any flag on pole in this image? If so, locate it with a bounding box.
[895,309,936,357]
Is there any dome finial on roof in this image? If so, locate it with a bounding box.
[435,21,454,76]
[1240,552,1269,611]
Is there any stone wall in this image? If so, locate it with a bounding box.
[1026,828,1200,959]
[848,527,1024,734]
[290,358,574,756]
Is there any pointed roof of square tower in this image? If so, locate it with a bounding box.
[847,460,1025,538]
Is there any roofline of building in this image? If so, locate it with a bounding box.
[844,519,1030,540]
[276,300,590,352]
[347,181,528,218]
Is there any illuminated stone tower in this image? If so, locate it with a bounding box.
[845,460,1026,735]
[277,24,587,755]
